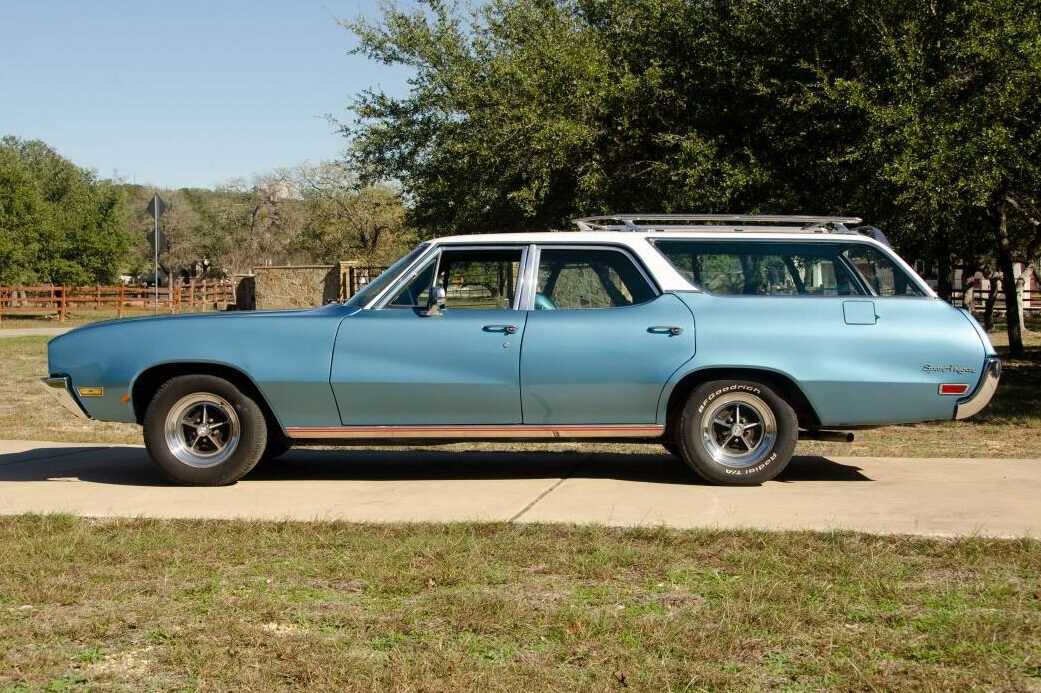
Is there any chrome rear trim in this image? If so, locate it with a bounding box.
[287,424,664,440]
[954,357,1001,420]
[40,376,90,420]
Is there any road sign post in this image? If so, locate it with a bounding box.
[146,194,166,314]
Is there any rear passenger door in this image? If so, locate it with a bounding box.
[519,245,696,424]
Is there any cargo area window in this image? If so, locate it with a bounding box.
[653,240,924,297]
[841,245,924,296]
[652,241,848,296]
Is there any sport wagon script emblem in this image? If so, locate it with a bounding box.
[922,364,976,375]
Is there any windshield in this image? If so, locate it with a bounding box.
[344,243,430,308]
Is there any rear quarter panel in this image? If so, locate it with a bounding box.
[46,306,347,429]
[668,292,989,426]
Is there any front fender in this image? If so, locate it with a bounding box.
[46,307,347,427]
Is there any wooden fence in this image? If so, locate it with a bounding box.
[949,288,1039,316]
[2,274,1036,322]
[340,265,388,301]
[0,280,235,322]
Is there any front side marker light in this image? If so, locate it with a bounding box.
[76,386,104,397]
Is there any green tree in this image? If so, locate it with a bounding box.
[0,136,130,285]
[823,0,1041,356]
[342,0,872,232]
[0,145,44,284]
[345,0,1041,354]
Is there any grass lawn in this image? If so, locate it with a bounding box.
[0,516,1038,691]
[3,326,1039,457]
[1,322,1038,691]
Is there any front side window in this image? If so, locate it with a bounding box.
[347,243,429,307]
[387,247,523,310]
[653,240,923,297]
[535,247,656,309]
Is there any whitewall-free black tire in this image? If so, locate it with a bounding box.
[142,374,268,486]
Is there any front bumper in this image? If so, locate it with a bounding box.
[954,357,1001,420]
[40,376,90,420]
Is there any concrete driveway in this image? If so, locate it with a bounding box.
[0,440,1037,537]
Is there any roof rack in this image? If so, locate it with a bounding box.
[574,214,863,234]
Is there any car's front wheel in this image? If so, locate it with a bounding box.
[677,379,797,485]
[143,374,267,486]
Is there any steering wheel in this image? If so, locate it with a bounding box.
[534,292,557,310]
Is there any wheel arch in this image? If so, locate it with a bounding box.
[661,366,821,433]
[130,361,286,438]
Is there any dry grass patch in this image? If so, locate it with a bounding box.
[0,308,223,330]
[0,337,139,444]
[0,516,1038,691]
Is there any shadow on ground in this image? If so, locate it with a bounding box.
[0,446,870,486]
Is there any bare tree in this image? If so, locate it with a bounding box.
[287,161,412,266]
[209,174,308,275]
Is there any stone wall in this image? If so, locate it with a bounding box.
[249,265,339,310]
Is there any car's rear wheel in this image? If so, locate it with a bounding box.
[677,379,797,485]
[143,374,267,486]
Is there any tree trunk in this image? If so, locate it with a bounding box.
[961,260,979,315]
[935,231,952,301]
[984,273,999,331]
[1015,263,1028,333]
[997,204,1024,357]
[963,277,976,315]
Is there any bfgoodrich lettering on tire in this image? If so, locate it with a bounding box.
[677,379,797,485]
[143,374,268,486]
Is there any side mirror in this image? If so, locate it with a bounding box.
[423,285,446,316]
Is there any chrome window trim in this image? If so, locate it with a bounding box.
[524,243,661,311]
[362,243,439,309]
[372,243,531,311]
[519,243,539,310]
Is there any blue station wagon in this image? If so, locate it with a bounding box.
[41,214,1001,486]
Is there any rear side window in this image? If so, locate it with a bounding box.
[653,240,923,297]
[536,247,657,309]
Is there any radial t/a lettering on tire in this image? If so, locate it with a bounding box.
[677,379,797,485]
[142,374,268,486]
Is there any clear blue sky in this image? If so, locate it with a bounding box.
[0,0,412,189]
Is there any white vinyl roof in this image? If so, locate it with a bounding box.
[427,230,919,294]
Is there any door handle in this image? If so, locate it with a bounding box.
[483,324,517,334]
[648,325,683,336]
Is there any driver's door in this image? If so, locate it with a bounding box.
[330,246,528,425]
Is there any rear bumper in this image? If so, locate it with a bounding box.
[40,376,90,420]
[954,357,1001,420]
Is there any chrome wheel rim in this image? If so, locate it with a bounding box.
[163,393,240,468]
[700,393,777,469]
